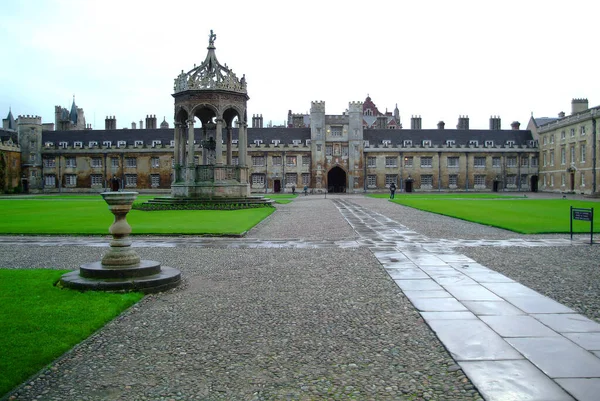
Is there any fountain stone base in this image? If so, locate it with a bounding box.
[59,191,181,294]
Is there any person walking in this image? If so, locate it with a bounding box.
[389,182,396,199]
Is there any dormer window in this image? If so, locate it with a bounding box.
[89,141,98,148]
[152,140,162,147]
[403,140,412,147]
[485,140,494,147]
[382,140,391,147]
[253,139,263,145]
[232,139,238,145]
[103,141,112,148]
[305,139,311,146]
[506,140,515,147]
[170,140,175,147]
[117,140,126,148]
[363,140,370,147]
[59,141,68,149]
[528,140,536,147]
[134,140,144,147]
[422,140,432,147]
[74,141,83,148]
[469,140,479,147]
[44,142,53,148]
[292,139,301,146]
[271,139,280,146]
[446,140,455,146]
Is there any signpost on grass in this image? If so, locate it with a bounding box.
[570,206,594,244]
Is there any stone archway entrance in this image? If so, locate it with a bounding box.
[327,166,346,193]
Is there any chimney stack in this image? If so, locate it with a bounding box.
[489,116,501,130]
[105,116,116,130]
[410,115,422,130]
[456,115,469,130]
[437,121,445,130]
[571,98,589,115]
[511,121,521,130]
[131,122,137,129]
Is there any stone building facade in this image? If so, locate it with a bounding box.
[529,98,599,195]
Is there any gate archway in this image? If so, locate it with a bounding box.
[327,166,347,193]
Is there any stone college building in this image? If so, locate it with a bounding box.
[1,33,598,197]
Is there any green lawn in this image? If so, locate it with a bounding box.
[391,197,599,234]
[0,195,274,235]
[264,194,298,204]
[0,269,143,397]
[368,193,521,199]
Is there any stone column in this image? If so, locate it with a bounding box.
[226,126,233,165]
[202,124,208,164]
[239,122,247,167]
[215,118,223,165]
[187,118,195,183]
[173,123,181,182]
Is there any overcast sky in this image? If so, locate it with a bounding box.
[1,0,598,131]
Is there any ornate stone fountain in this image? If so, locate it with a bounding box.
[60,192,181,293]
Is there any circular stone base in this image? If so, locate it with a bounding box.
[59,265,181,294]
[80,260,162,279]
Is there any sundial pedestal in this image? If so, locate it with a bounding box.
[60,192,181,293]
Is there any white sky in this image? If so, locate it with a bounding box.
[1,0,598,130]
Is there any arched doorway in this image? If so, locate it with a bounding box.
[327,166,346,193]
[530,175,538,192]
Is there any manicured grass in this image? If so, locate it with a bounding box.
[392,198,599,234]
[0,269,143,397]
[0,196,274,235]
[368,193,521,199]
[264,194,298,204]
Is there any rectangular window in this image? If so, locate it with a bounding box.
[403,140,412,147]
[570,146,575,164]
[520,174,528,187]
[302,156,310,166]
[125,157,137,168]
[570,128,575,137]
[404,156,413,167]
[420,156,432,168]
[151,157,160,168]
[111,157,119,168]
[581,144,586,163]
[506,174,517,186]
[469,140,479,147]
[506,157,517,167]
[330,126,342,137]
[367,157,377,168]
[385,174,397,186]
[448,174,458,187]
[561,173,566,186]
[326,145,333,156]
[485,140,494,147]
[232,156,239,165]
[551,175,554,186]
[316,144,322,152]
[422,140,431,147]
[252,156,265,166]
[251,174,265,185]
[125,174,137,187]
[446,140,455,146]
[43,158,56,168]
[581,173,585,186]
[65,174,76,186]
[44,175,56,187]
[521,157,529,167]
[561,148,566,165]
[385,156,397,167]
[286,156,297,166]
[550,134,554,144]
[65,157,76,168]
[581,126,586,136]
[550,152,555,166]
[302,173,310,185]
[194,156,199,166]
[367,175,376,187]
[118,140,127,148]
[492,157,501,168]
[91,174,103,186]
[420,174,433,187]
[151,174,160,187]
[285,173,297,185]
[91,157,102,168]
[561,131,566,140]
[447,157,459,168]
[474,157,486,168]
[474,175,486,187]
[272,156,282,166]
[531,157,538,167]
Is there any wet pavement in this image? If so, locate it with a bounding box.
[3,193,599,400]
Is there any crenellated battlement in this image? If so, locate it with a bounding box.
[572,98,588,103]
[310,101,325,113]
[18,115,42,125]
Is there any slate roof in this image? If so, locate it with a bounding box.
[364,128,534,147]
[533,117,559,127]
[0,129,18,144]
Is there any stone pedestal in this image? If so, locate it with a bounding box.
[60,192,181,293]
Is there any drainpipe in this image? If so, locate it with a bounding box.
[438,151,442,191]
[592,113,597,194]
[465,152,469,191]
